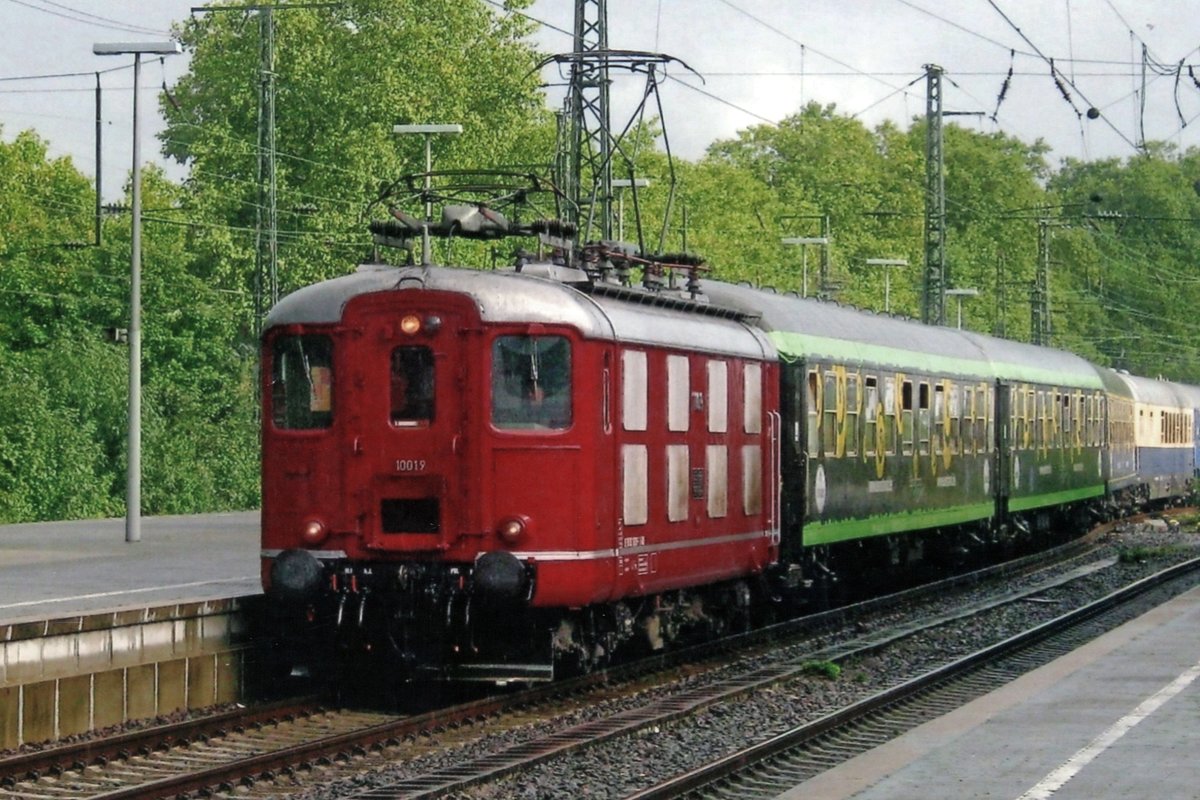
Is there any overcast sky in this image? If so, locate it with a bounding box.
[2,0,1198,201]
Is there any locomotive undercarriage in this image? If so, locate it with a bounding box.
[267,550,761,685]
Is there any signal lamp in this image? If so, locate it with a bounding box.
[301,518,328,546]
[425,314,443,333]
[400,314,422,335]
[497,516,528,545]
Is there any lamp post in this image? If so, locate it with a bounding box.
[392,124,463,265]
[93,40,181,544]
[946,287,979,329]
[865,258,909,313]
[781,237,830,298]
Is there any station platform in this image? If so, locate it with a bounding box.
[781,583,1200,800]
[0,512,261,624]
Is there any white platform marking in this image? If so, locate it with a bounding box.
[1015,657,1200,800]
[0,577,259,611]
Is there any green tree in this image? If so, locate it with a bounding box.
[1050,145,1200,380]
[162,0,553,309]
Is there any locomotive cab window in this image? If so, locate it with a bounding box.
[391,346,434,426]
[271,334,333,430]
[492,335,572,430]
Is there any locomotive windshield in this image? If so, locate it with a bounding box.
[492,335,572,429]
[271,334,333,430]
[391,346,435,425]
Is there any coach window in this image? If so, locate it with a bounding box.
[1089,395,1099,448]
[948,383,961,455]
[1012,387,1022,451]
[1055,392,1065,447]
[845,372,859,456]
[933,383,946,455]
[390,346,434,426]
[271,334,333,430]
[744,362,763,434]
[883,377,897,455]
[982,384,993,452]
[806,369,820,456]
[622,350,648,431]
[963,386,975,454]
[900,379,914,456]
[667,355,690,432]
[1025,387,1035,450]
[707,361,729,433]
[864,376,879,456]
[1031,391,1040,449]
[492,335,572,430]
[1032,390,1042,450]
[917,382,931,456]
[822,370,838,455]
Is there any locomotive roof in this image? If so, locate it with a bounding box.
[265,263,773,361]
[700,281,1104,389]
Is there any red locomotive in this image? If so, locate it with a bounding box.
[261,218,781,680]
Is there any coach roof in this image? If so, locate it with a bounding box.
[702,280,1103,388]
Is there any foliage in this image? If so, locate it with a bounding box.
[1116,544,1189,564]
[5,6,1200,524]
[798,660,842,680]
[162,0,553,302]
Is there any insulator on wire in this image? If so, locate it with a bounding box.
[1049,58,1082,118]
[991,50,1014,122]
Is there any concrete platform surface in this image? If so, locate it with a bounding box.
[781,584,1200,800]
[0,512,260,623]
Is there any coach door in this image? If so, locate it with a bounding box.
[995,381,1013,514]
[777,361,808,561]
[342,294,471,553]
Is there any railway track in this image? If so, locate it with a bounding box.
[0,530,1178,799]
[626,558,1200,800]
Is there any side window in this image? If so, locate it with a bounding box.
[622,350,648,431]
[933,383,946,455]
[864,376,879,456]
[667,355,690,432]
[844,372,859,457]
[947,383,961,455]
[901,379,914,456]
[667,444,689,521]
[491,335,572,430]
[822,370,838,456]
[917,381,931,456]
[271,334,333,430]
[883,376,896,455]
[707,445,728,518]
[984,383,993,453]
[743,362,763,434]
[707,360,728,433]
[806,369,820,457]
[391,346,434,426]
[622,445,648,526]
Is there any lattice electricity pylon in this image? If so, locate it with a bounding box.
[543,0,699,254]
[923,63,947,327]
